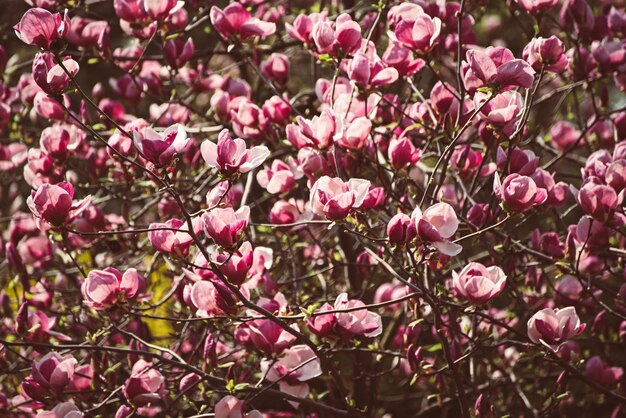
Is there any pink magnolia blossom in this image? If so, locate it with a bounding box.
[256,160,298,194]
[142,0,184,20]
[203,206,250,248]
[287,110,338,150]
[387,213,416,244]
[123,359,168,406]
[411,202,462,256]
[188,278,237,317]
[577,181,622,222]
[211,241,254,285]
[334,116,372,150]
[585,356,624,386]
[210,3,276,39]
[35,401,83,418]
[463,47,535,91]
[382,43,425,77]
[27,182,90,227]
[164,37,195,68]
[0,143,28,171]
[14,8,70,49]
[347,51,399,89]
[311,13,361,56]
[28,352,77,394]
[260,53,290,85]
[389,9,441,54]
[496,147,539,176]
[388,135,422,170]
[32,53,79,94]
[523,36,569,73]
[81,267,146,310]
[452,262,507,305]
[215,396,262,418]
[527,307,585,349]
[248,318,298,355]
[260,345,322,405]
[494,173,547,213]
[201,129,270,175]
[306,302,336,337]
[475,90,523,126]
[334,292,383,338]
[515,0,558,15]
[132,123,191,166]
[550,120,580,151]
[309,176,371,220]
[148,217,203,256]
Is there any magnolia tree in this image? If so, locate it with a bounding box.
[2,0,626,416]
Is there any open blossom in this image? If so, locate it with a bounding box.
[260,53,290,85]
[148,217,203,256]
[463,46,535,92]
[81,267,146,310]
[133,123,191,166]
[35,401,83,418]
[411,202,462,256]
[309,176,371,220]
[334,293,383,337]
[14,8,70,49]
[287,110,338,150]
[163,37,195,68]
[527,307,585,349]
[248,319,298,355]
[475,90,523,126]
[577,181,622,222]
[123,360,168,406]
[215,396,262,418]
[201,129,270,175]
[523,36,569,73]
[334,116,372,150]
[515,0,558,15]
[388,135,422,169]
[188,277,237,317]
[452,263,507,305]
[0,143,28,171]
[211,241,254,285]
[260,345,322,404]
[27,182,91,227]
[203,206,250,248]
[142,0,184,20]
[388,4,441,54]
[494,173,547,213]
[210,3,276,39]
[585,356,624,386]
[256,160,299,194]
[32,53,79,94]
[311,13,361,56]
[23,353,77,397]
[347,52,399,90]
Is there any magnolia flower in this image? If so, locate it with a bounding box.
[260,345,322,406]
[210,3,276,39]
[148,217,203,257]
[411,202,462,256]
[21,352,77,399]
[523,36,569,73]
[387,213,416,244]
[201,129,270,175]
[527,307,585,349]
[463,46,535,91]
[333,292,382,338]
[14,8,70,49]
[203,206,250,248]
[215,396,262,418]
[81,267,146,310]
[347,52,399,90]
[494,173,547,212]
[123,360,168,406]
[27,182,91,227]
[35,401,83,418]
[256,160,298,194]
[452,262,507,304]
[32,53,79,94]
[133,123,191,166]
[388,8,441,54]
[309,176,371,220]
